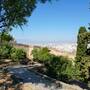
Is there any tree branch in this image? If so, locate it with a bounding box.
[0,23,7,28]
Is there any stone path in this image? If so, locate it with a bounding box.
[7,66,61,90]
[7,65,83,90]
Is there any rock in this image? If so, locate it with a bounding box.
[21,83,33,90]
[21,83,52,90]
[7,87,15,90]
[0,79,6,84]
[4,59,12,63]
[6,80,13,85]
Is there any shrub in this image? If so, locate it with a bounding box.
[45,55,75,82]
[32,47,52,63]
[0,43,12,59]
[10,48,26,62]
[0,43,26,63]
[0,32,13,43]
[75,56,90,83]
[32,47,75,82]
[32,48,40,61]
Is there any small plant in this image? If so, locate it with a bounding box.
[10,48,26,62]
[0,32,13,43]
[32,47,52,63]
[0,43,12,59]
[45,55,75,82]
[32,47,75,82]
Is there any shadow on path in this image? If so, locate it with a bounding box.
[7,67,62,90]
[69,80,90,90]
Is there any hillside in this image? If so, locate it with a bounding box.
[14,43,76,59]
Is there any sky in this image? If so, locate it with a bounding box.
[11,0,90,44]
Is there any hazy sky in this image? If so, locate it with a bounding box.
[11,0,90,44]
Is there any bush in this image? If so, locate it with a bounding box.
[0,32,13,43]
[0,43,27,63]
[0,32,27,64]
[32,47,52,63]
[32,48,40,61]
[32,47,75,82]
[75,56,90,83]
[10,48,26,62]
[45,55,75,82]
[0,43,12,59]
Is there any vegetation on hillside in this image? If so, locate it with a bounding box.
[32,47,52,63]
[32,33,90,87]
[10,47,26,62]
[0,32,14,43]
[76,27,90,84]
[0,0,90,88]
[0,32,26,63]
[32,47,76,82]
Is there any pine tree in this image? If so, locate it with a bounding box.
[76,27,87,62]
[75,27,90,82]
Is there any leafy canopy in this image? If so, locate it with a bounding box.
[0,32,13,43]
[0,0,53,32]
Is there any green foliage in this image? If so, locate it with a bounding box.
[78,27,87,34]
[76,27,87,61]
[76,26,90,83]
[32,47,52,63]
[32,48,40,60]
[75,56,90,82]
[32,47,75,82]
[0,32,13,43]
[46,55,75,82]
[0,0,53,32]
[0,43,12,59]
[0,31,26,63]
[10,48,26,62]
[0,43,26,63]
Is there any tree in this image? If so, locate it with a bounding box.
[0,0,53,32]
[76,27,87,62]
[75,27,90,82]
[75,27,87,81]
